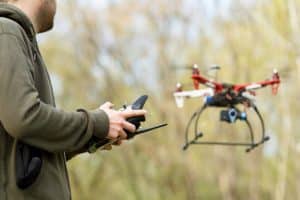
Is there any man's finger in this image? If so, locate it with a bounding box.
[119,129,127,140]
[122,120,136,133]
[121,109,146,118]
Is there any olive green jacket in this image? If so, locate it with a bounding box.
[0,4,109,200]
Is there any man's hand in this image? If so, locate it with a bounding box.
[99,102,147,144]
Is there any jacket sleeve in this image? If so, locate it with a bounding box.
[0,33,109,153]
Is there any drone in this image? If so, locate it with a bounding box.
[174,64,280,152]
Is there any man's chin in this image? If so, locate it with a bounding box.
[38,22,54,33]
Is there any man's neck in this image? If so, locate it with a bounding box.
[8,2,39,33]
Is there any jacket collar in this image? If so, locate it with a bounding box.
[0,3,36,40]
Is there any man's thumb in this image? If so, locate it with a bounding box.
[100,102,114,109]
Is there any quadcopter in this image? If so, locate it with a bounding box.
[174,64,280,152]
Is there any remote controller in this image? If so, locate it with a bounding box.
[123,95,148,139]
[87,95,167,153]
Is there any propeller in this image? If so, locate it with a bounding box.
[172,64,221,72]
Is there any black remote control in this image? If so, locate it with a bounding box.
[87,95,167,153]
[124,95,148,138]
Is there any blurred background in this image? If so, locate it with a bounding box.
[39,0,299,199]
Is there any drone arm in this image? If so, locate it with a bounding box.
[174,89,214,108]
[234,70,281,94]
[234,77,280,94]
[192,74,223,92]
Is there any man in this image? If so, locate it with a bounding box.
[0,0,146,199]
